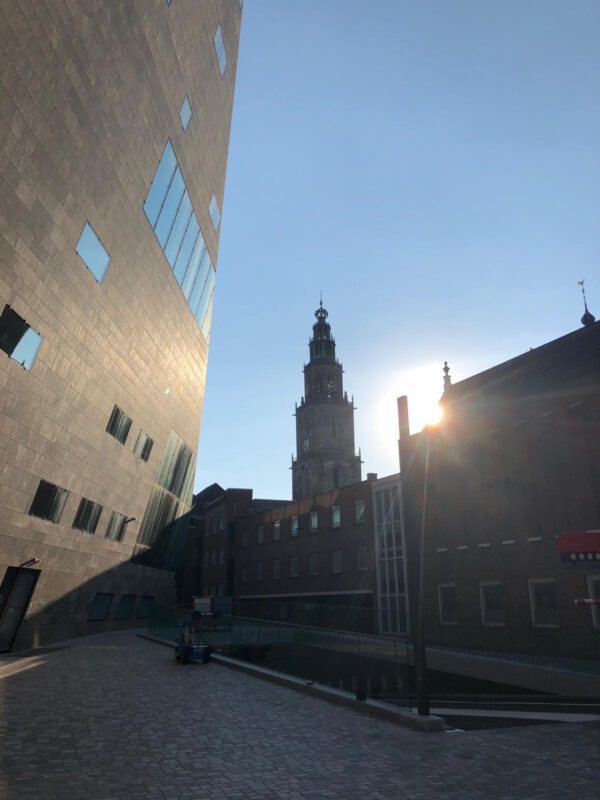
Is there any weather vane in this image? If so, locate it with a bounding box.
[578,279,596,327]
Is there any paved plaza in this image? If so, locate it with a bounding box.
[0,631,598,800]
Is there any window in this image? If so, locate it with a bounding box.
[438,583,458,625]
[115,594,135,620]
[480,582,505,626]
[272,558,281,579]
[273,520,281,541]
[211,550,217,566]
[356,546,368,572]
[355,499,366,523]
[209,194,221,230]
[143,141,216,340]
[156,431,195,500]
[219,515,225,530]
[291,516,299,537]
[29,480,69,523]
[310,510,318,532]
[133,431,154,462]
[242,531,248,548]
[137,595,154,619]
[88,592,113,621]
[588,575,600,628]
[241,564,248,582]
[309,553,319,576]
[529,579,559,627]
[303,438,309,453]
[0,305,42,369]
[256,561,264,581]
[75,222,110,282]
[105,511,128,542]
[257,525,264,544]
[331,505,341,528]
[203,551,209,568]
[179,95,192,130]
[331,550,342,574]
[106,406,132,445]
[73,498,103,534]
[213,25,227,77]
[290,556,299,578]
[218,547,225,565]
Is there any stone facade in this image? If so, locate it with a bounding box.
[0,0,241,650]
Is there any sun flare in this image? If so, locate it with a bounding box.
[375,364,445,444]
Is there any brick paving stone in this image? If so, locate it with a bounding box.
[0,631,599,799]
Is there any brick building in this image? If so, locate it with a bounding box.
[400,317,600,663]
[0,0,241,650]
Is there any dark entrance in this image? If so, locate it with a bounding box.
[0,567,40,653]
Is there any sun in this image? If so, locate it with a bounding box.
[375,364,445,443]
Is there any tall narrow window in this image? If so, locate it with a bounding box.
[355,499,366,523]
[309,553,319,576]
[290,556,299,578]
[438,583,458,625]
[529,579,559,627]
[133,431,154,462]
[115,594,135,620]
[0,305,42,370]
[332,549,342,574]
[214,25,227,77]
[105,511,128,542]
[257,525,264,544]
[272,559,281,579]
[587,575,600,628]
[356,546,368,572]
[29,480,69,523]
[106,406,132,445]
[273,520,281,541]
[88,593,113,621]
[256,561,264,581]
[75,222,110,282]
[480,582,505,626]
[291,516,299,537]
[331,505,341,528]
[310,510,318,532]
[208,194,221,230]
[73,498,103,534]
[179,95,192,130]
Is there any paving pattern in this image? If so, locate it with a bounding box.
[0,631,598,800]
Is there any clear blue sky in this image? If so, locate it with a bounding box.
[195,0,600,499]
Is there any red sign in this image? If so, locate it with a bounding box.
[558,530,600,564]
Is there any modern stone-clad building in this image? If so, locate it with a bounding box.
[0,0,241,650]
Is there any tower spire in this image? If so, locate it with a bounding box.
[579,279,596,327]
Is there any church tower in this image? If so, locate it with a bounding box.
[292,301,362,499]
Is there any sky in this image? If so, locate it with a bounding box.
[195,0,600,500]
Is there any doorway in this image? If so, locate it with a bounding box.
[0,567,40,653]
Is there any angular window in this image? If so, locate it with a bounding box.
[310,510,318,532]
[356,546,368,572]
[309,553,319,576]
[88,592,113,621]
[480,582,505,626]
[0,305,42,370]
[137,595,154,619]
[76,222,110,282]
[290,556,299,578]
[332,549,342,574]
[29,480,69,523]
[105,511,128,542]
[257,525,264,544]
[241,564,248,582]
[291,516,299,537]
[133,431,154,462]
[115,594,135,620]
[106,406,132,445]
[438,583,458,625]
[209,193,221,230]
[331,505,341,528]
[272,558,281,579]
[273,520,281,541]
[179,95,192,130]
[214,25,227,77]
[355,499,366,524]
[156,431,195,501]
[144,141,216,340]
[529,579,559,627]
[73,498,103,534]
[256,561,264,581]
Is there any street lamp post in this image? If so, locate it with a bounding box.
[414,429,431,716]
